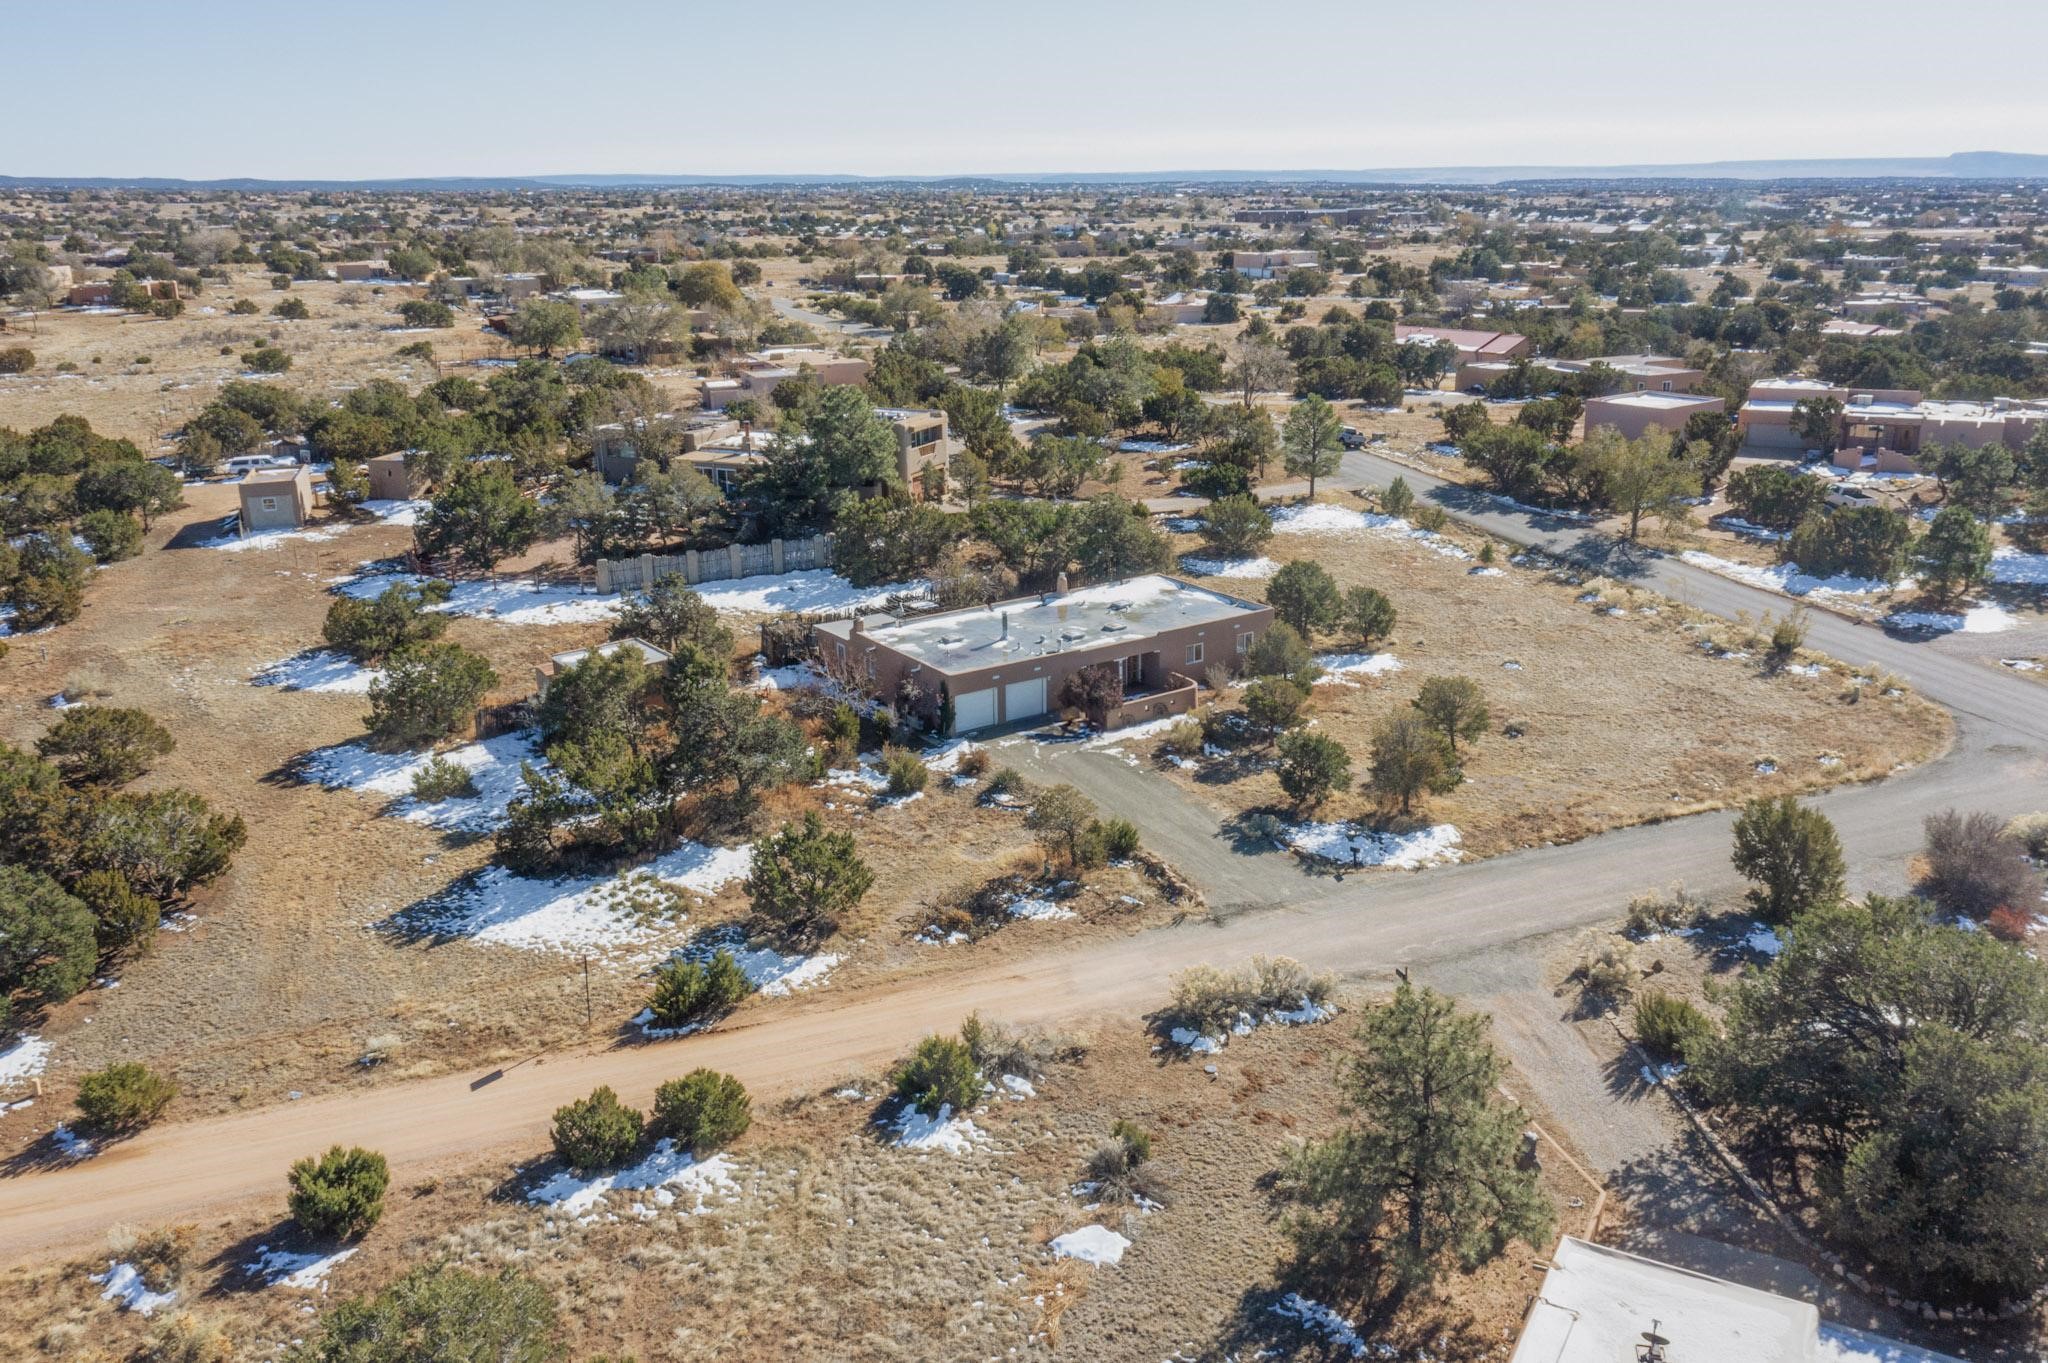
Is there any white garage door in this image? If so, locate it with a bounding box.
[1003,676,1049,724]
[952,686,998,733]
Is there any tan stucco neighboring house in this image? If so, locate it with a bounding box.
[1583,390,1726,441]
[811,575,1273,736]
[238,466,316,535]
[365,451,424,502]
[535,637,671,699]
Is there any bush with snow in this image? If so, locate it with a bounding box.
[550,1086,645,1173]
[1160,957,1334,1045]
[892,1033,979,1117]
[651,1070,752,1154]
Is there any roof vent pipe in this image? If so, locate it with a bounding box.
[1055,571,1069,594]
[1001,611,1009,639]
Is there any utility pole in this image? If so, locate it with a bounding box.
[581,953,592,1032]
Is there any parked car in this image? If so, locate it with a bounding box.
[1339,427,1367,449]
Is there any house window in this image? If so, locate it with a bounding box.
[836,642,847,665]
[1185,642,1204,666]
[1237,631,1254,654]
[1661,380,1673,392]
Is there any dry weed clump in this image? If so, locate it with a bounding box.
[1571,935,1638,1003]
[107,1223,197,1293]
[1162,956,1332,1035]
[1625,882,1708,938]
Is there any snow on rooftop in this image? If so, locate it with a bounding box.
[1512,1238,1815,1363]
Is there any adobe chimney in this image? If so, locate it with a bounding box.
[851,615,866,636]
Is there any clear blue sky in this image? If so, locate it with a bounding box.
[6,0,2045,179]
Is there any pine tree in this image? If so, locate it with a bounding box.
[1280,984,1553,1298]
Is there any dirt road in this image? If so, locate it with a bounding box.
[2,468,2043,1263]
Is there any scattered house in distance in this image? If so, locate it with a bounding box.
[329,260,390,282]
[365,451,424,502]
[1232,249,1322,278]
[237,466,316,536]
[811,574,1273,736]
[1396,324,1532,387]
[1583,390,1726,441]
[535,638,671,699]
[1552,353,1705,393]
[1510,1237,1960,1363]
[1819,319,1905,340]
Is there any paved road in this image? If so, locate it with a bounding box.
[1,468,2043,1263]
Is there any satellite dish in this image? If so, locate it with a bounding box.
[1641,1332,1671,1347]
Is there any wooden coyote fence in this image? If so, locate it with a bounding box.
[595,534,835,595]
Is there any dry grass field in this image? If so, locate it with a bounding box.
[0,992,1599,1363]
[1158,495,1951,857]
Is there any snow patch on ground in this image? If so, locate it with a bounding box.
[1743,924,1784,957]
[891,1103,983,1154]
[91,1262,176,1315]
[359,498,429,526]
[1006,888,1077,921]
[0,1034,51,1088]
[527,1141,739,1221]
[1049,1224,1131,1266]
[1312,651,1401,684]
[301,730,544,832]
[1283,821,1463,869]
[1271,1292,1373,1358]
[691,569,929,617]
[1989,547,2048,586]
[247,1245,358,1291]
[1679,550,1894,598]
[1178,553,1279,579]
[1885,604,2018,634]
[1270,503,1470,558]
[198,518,344,551]
[1169,997,1334,1054]
[50,1125,95,1159]
[335,570,623,625]
[674,925,839,996]
[252,649,382,694]
[406,841,751,953]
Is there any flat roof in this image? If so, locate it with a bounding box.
[548,637,671,670]
[239,467,305,486]
[814,575,1265,677]
[1511,1238,1816,1363]
[1590,391,1723,410]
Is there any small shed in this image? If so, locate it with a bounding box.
[534,637,672,699]
[238,466,316,535]
[366,451,422,502]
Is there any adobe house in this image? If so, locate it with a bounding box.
[535,638,672,699]
[365,451,424,502]
[874,408,952,495]
[810,575,1273,737]
[237,466,316,535]
[1582,391,1726,441]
